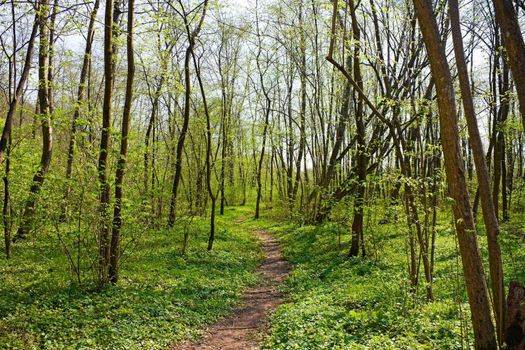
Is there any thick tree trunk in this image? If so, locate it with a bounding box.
[506,281,525,349]
[449,0,506,342]
[492,0,525,129]
[413,0,498,347]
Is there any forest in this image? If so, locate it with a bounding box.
[1,0,525,348]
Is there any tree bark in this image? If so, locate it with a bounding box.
[15,0,55,240]
[167,0,208,227]
[492,0,525,129]
[62,0,101,216]
[97,0,116,285]
[348,0,367,257]
[413,0,498,347]
[108,0,135,285]
[449,0,506,342]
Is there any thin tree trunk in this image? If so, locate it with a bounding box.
[189,19,215,250]
[144,46,168,219]
[108,0,135,285]
[255,100,271,219]
[349,0,366,257]
[97,0,116,285]
[254,5,271,220]
[219,108,228,215]
[0,10,38,164]
[3,136,11,259]
[62,0,101,218]
[167,0,208,227]
[15,0,55,240]
[292,0,307,210]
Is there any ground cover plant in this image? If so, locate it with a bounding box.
[3,0,525,348]
[0,208,262,349]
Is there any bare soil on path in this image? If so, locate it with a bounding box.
[172,228,289,350]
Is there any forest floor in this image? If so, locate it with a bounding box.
[3,205,525,349]
[0,207,265,349]
[173,225,289,350]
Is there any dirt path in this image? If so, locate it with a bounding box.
[172,229,289,350]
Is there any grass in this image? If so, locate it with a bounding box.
[2,202,525,349]
[0,206,263,349]
[259,206,525,349]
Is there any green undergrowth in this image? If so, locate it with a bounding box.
[3,203,525,349]
[259,208,525,349]
[0,206,262,349]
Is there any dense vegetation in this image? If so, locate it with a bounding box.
[262,210,525,349]
[0,207,262,349]
[2,0,525,348]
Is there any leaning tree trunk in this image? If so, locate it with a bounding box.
[62,0,100,217]
[167,2,208,227]
[413,0,498,347]
[188,2,215,250]
[203,83,217,250]
[449,0,506,342]
[15,0,55,240]
[0,12,38,164]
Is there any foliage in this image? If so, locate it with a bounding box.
[0,207,262,349]
[260,209,525,349]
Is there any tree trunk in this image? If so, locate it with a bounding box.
[0,10,38,164]
[3,135,11,259]
[167,1,208,227]
[108,0,135,285]
[254,8,271,220]
[188,7,214,250]
[255,102,270,219]
[349,0,366,257]
[413,0,498,347]
[15,0,55,240]
[449,0,506,342]
[62,0,101,218]
[97,0,116,285]
[492,0,525,129]
[291,0,307,211]
[506,281,525,349]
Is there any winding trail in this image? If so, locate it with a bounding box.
[173,228,289,350]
